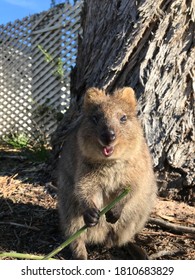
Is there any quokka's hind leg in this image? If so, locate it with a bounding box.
[106,228,148,260]
[105,227,119,248]
[125,242,148,260]
[65,228,88,259]
[61,213,88,259]
[70,238,88,260]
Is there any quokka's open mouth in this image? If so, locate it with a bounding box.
[102,146,114,157]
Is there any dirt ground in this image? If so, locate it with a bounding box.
[0,145,194,260]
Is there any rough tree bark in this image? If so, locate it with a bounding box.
[51,0,195,204]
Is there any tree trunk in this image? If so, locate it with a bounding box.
[51,0,195,204]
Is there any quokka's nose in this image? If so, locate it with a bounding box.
[100,129,116,145]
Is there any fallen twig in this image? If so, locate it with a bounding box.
[148,217,195,234]
[0,222,40,231]
[149,249,184,260]
[143,230,195,239]
[0,154,27,160]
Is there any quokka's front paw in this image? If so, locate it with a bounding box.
[105,208,121,224]
[83,207,100,227]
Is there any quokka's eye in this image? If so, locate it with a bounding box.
[120,115,127,123]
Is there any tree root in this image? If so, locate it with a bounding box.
[148,217,195,234]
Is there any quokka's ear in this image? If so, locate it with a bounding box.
[84,87,106,107]
[115,87,137,110]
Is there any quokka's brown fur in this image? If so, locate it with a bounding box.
[58,87,157,259]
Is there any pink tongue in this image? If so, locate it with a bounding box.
[103,146,114,157]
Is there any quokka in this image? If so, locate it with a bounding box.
[58,87,157,259]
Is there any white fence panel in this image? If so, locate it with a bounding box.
[0,2,81,142]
